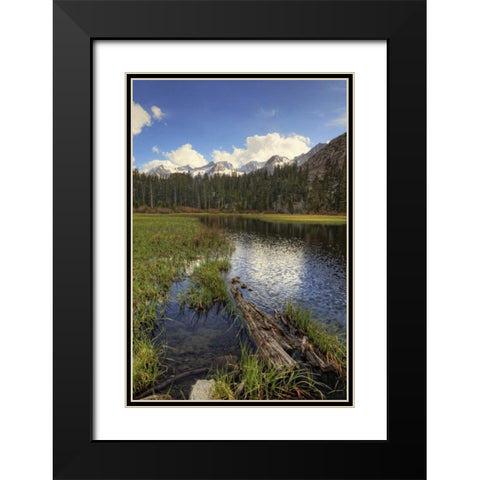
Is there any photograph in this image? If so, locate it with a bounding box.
[128,75,352,403]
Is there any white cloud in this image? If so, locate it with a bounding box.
[151,105,164,120]
[325,111,347,127]
[139,133,311,172]
[164,144,208,168]
[132,155,135,163]
[152,145,160,154]
[131,102,152,135]
[212,132,310,168]
[131,103,166,135]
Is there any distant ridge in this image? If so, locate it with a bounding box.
[141,138,342,178]
[303,133,346,178]
[292,141,327,166]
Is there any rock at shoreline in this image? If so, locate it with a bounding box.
[189,379,216,400]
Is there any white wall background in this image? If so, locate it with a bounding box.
[0,0,479,478]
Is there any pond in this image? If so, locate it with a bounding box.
[201,216,347,326]
[155,215,347,399]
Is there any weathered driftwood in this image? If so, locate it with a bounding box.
[230,278,339,376]
[274,310,338,374]
[230,279,296,370]
[136,367,209,400]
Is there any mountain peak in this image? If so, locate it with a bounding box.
[141,143,341,178]
[264,155,290,174]
[292,141,327,166]
[238,160,266,173]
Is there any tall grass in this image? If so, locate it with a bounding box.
[213,344,327,400]
[132,214,233,396]
[181,259,231,312]
[132,336,164,395]
[284,301,346,376]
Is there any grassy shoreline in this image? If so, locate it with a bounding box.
[134,210,346,224]
[283,301,347,377]
[132,214,232,396]
[241,213,346,224]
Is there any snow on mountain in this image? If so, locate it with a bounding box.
[238,160,266,174]
[146,160,181,177]
[191,161,238,177]
[190,162,215,177]
[144,159,242,178]
[143,153,297,177]
[263,155,291,174]
[292,141,327,166]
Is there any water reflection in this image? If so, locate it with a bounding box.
[201,216,347,326]
[154,280,243,398]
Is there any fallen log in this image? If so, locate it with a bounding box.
[240,281,253,291]
[274,310,339,375]
[230,278,341,376]
[230,279,296,370]
[135,367,209,400]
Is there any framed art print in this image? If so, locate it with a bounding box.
[54,1,426,479]
[126,73,354,407]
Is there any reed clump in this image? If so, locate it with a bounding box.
[283,301,347,376]
[180,259,231,312]
[213,344,327,400]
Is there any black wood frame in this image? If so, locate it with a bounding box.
[53,1,426,478]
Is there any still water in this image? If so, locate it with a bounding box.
[155,216,347,398]
[202,216,347,326]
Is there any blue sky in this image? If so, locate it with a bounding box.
[132,79,347,171]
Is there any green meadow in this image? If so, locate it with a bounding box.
[132,214,232,395]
